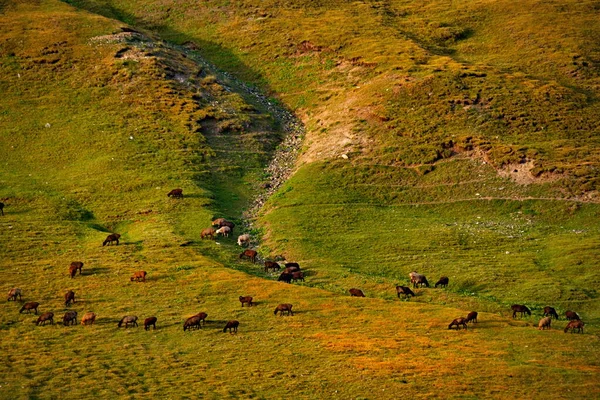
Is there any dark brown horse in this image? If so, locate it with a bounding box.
[69,261,83,278]
[20,302,39,314]
[103,233,120,246]
[239,296,253,307]
[564,320,584,333]
[264,261,281,272]
[239,249,257,263]
[543,306,559,320]
[63,311,78,326]
[511,304,531,318]
[349,288,365,297]
[144,317,157,330]
[291,271,304,282]
[448,317,468,330]
[284,262,300,269]
[465,311,478,324]
[565,310,580,321]
[435,276,449,288]
[274,304,293,316]
[183,312,208,331]
[223,320,239,333]
[36,312,54,326]
[64,290,76,306]
[167,188,183,198]
[395,286,415,299]
[278,272,293,283]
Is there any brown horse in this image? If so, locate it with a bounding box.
[239,249,257,263]
[118,315,138,328]
[223,320,239,333]
[285,262,300,269]
[435,276,449,288]
[167,188,183,198]
[144,317,157,330]
[63,311,78,326]
[395,286,415,299]
[349,288,365,297]
[277,272,293,284]
[565,310,580,321]
[291,271,304,282]
[564,320,584,334]
[64,290,76,306]
[448,317,468,330]
[7,288,22,301]
[200,228,216,239]
[264,261,281,272]
[511,304,531,318]
[465,311,478,324]
[103,233,120,246]
[81,312,96,325]
[239,296,253,307]
[130,271,147,282]
[69,261,83,278]
[543,306,559,320]
[36,312,54,326]
[20,302,39,314]
[274,304,293,316]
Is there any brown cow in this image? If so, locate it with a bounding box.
[239,296,253,307]
[64,290,76,306]
[130,271,147,282]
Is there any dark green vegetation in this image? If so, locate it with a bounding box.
[1,0,599,398]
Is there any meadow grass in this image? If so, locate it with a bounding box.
[1,0,599,399]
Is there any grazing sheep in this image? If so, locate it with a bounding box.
[277,272,293,284]
[264,261,281,272]
[435,276,449,288]
[396,285,415,299]
[130,271,147,282]
[118,315,138,328]
[36,312,54,326]
[167,188,183,198]
[239,249,257,263]
[144,317,157,331]
[538,317,552,330]
[63,311,78,326]
[511,304,531,318]
[448,317,468,330]
[274,304,293,316]
[465,311,478,324]
[20,302,39,314]
[543,306,559,320]
[409,272,430,288]
[237,234,251,247]
[64,290,76,306]
[291,271,304,282]
[239,296,253,307]
[216,226,231,237]
[564,320,584,334]
[7,288,22,302]
[223,320,239,334]
[200,227,216,240]
[349,288,365,297]
[103,233,120,246]
[81,312,96,325]
[565,310,580,321]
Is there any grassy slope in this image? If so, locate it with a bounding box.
[0,0,599,399]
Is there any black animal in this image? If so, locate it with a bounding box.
[223,320,239,333]
[0,202,4,216]
[64,290,76,306]
[63,311,78,326]
[69,261,83,278]
[144,317,157,330]
[103,233,121,246]
[511,304,531,318]
[349,288,365,297]
[167,188,183,198]
[291,271,304,282]
[284,262,300,269]
[278,272,293,284]
[395,286,415,299]
[264,261,281,272]
[465,311,478,324]
[435,276,449,288]
[543,306,559,320]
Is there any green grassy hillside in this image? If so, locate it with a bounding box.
[1,0,599,399]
